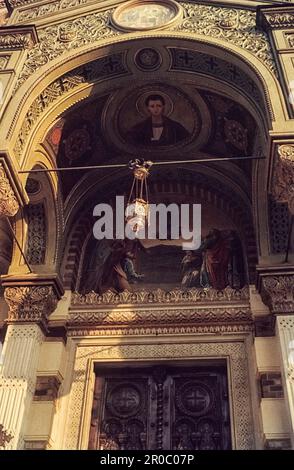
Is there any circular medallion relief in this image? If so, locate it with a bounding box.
[106,384,143,418]
[176,382,213,417]
[135,48,162,71]
[112,0,182,32]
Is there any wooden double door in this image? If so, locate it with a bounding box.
[89,363,232,450]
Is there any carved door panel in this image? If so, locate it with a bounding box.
[89,373,150,450]
[171,370,231,450]
[89,365,231,450]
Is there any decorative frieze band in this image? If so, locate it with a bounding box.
[68,306,252,328]
[0,162,19,217]
[67,324,254,337]
[0,25,38,50]
[72,286,249,306]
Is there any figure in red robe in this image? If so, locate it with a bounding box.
[200,229,231,290]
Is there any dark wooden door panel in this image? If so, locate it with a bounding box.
[89,365,231,450]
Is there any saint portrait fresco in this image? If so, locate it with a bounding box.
[128,94,191,146]
[117,86,199,149]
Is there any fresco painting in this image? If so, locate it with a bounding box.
[81,229,246,294]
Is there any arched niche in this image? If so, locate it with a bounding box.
[2,36,290,270]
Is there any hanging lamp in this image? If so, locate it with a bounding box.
[126,158,153,234]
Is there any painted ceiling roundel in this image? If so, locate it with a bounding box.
[111,0,183,31]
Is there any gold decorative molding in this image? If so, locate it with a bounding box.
[14,3,276,91]
[0,424,13,449]
[5,0,91,17]
[15,9,118,90]
[257,269,294,314]
[179,3,276,76]
[72,286,249,306]
[0,161,19,217]
[272,144,294,214]
[0,25,38,50]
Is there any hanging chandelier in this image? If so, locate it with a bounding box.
[126,158,153,234]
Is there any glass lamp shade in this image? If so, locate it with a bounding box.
[126,198,149,233]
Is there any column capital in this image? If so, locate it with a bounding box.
[2,274,64,332]
[257,267,294,315]
[271,143,294,215]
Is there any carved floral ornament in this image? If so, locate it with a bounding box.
[0,162,19,217]
[13,3,276,91]
[69,287,251,329]
[5,0,89,16]
[260,9,294,30]
[4,285,58,325]
[0,26,38,50]
[259,275,294,314]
